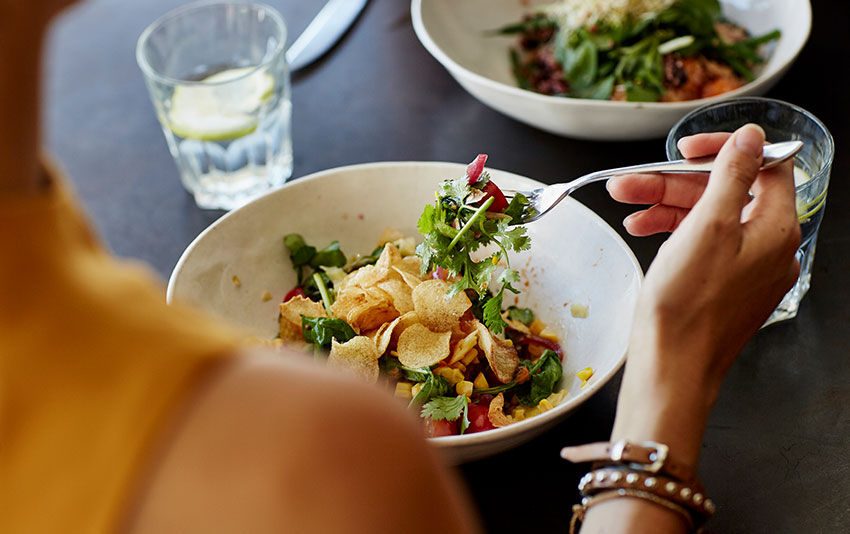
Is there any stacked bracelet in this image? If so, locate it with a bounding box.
[562,440,715,533]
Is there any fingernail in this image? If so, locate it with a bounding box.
[735,124,765,158]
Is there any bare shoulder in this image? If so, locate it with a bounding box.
[124,350,481,534]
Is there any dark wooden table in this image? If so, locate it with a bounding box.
[45,1,848,532]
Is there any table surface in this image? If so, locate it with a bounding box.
[45,1,848,532]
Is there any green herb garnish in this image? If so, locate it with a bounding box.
[416,175,532,334]
[421,395,470,435]
[301,316,356,349]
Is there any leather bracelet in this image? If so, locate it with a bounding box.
[561,439,699,486]
[578,466,715,522]
[569,488,697,534]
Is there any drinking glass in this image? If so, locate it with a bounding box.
[666,97,834,327]
[137,2,292,210]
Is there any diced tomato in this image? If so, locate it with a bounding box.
[467,401,496,434]
[515,334,564,360]
[479,181,509,213]
[466,154,488,185]
[283,286,306,302]
[424,417,458,437]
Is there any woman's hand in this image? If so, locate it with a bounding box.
[580,125,801,534]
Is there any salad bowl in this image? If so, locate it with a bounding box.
[167,162,642,462]
[411,0,811,141]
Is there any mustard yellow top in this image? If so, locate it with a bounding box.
[0,162,239,533]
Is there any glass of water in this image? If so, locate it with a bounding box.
[136,2,292,210]
[666,97,834,327]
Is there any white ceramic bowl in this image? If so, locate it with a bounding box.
[411,0,811,141]
[167,162,642,462]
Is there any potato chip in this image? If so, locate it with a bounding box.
[375,242,403,271]
[390,311,420,347]
[329,336,380,383]
[397,323,452,368]
[475,321,519,384]
[487,393,513,428]
[338,264,388,292]
[377,278,415,314]
[449,330,478,365]
[501,312,532,335]
[372,315,403,355]
[396,256,422,275]
[279,296,327,340]
[393,267,422,290]
[412,279,471,333]
[347,302,399,332]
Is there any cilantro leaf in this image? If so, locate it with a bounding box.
[502,193,537,225]
[421,395,467,421]
[409,373,451,408]
[482,291,507,334]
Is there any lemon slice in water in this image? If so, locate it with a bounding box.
[168,67,274,141]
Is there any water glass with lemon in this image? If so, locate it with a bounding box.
[137,2,292,210]
[667,97,834,326]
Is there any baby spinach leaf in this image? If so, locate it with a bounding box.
[310,241,347,269]
[507,306,535,326]
[518,350,563,406]
[301,316,356,349]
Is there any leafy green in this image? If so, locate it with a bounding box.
[310,241,346,270]
[507,306,535,326]
[409,371,451,408]
[415,174,533,333]
[301,316,357,349]
[345,244,385,272]
[505,0,780,101]
[517,350,563,406]
[473,349,561,398]
[421,395,469,427]
[284,234,317,285]
[284,234,349,297]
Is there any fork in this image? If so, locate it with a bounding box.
[505,140,803,223]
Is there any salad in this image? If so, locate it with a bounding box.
[497,0,780,102]
[274,155,590,437]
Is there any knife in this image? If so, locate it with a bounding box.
[285,0,369,72]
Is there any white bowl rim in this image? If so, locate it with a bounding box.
[167,160,644,448]
[410,0,812,111]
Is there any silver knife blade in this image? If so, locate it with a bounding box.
[285,0,369,72]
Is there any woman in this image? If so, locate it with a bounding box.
[0,1,799,533]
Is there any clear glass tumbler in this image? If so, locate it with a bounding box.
[666,97,835,327]
[137,2,292,210]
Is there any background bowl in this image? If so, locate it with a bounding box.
[167,162,642,462]
[411,0,811,141]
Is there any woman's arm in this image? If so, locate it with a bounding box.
[579,125,801,533]
[0,1,78,192]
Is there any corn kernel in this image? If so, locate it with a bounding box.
[434,366,464,386]
[576,367,594,382]
[511,407,526,421]
[394,382,413,399]
[261,291,272,302]
[571,303,589,318]
[411,382,423,397]
[538,328,559,342]
[548,390,568,405]
[527,344,545,358]
[461,348,478,366]
[473,372,489,390]
[456,380,473,397]
[450,361,467,373]
[529,318,546,336]
[525,406,540,419]
[538,398,554,413]
[231,275,242,288]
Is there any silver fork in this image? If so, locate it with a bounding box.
[505,140,803,223]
